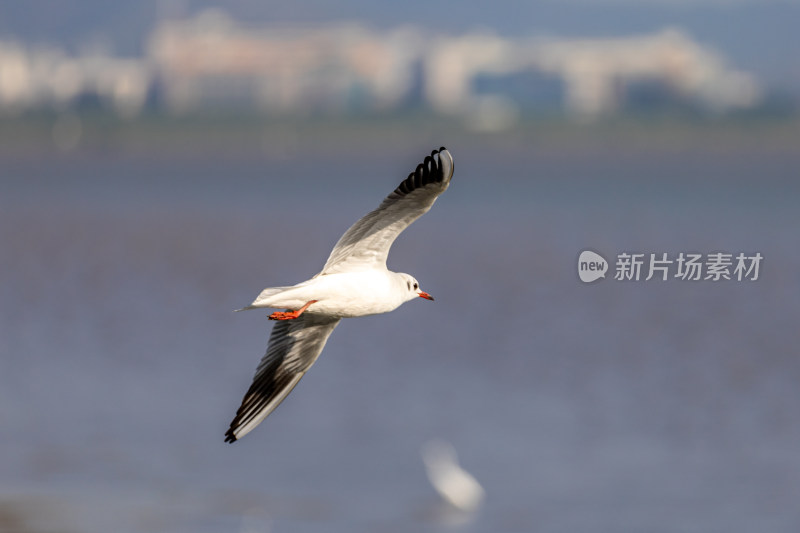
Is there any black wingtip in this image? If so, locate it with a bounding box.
[224,431,237,443]
[391,147,452,198]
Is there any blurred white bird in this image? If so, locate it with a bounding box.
[421,439,485,512]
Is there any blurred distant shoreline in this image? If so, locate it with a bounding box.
[1,112,798,158]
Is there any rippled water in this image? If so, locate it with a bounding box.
[2,145,800,532]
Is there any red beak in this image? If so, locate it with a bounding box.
[418,291,434,301]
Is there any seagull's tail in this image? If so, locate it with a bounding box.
[234,286,296,312]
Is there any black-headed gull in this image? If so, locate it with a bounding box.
[225,147,454,442]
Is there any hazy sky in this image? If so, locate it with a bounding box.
[0,1,798,91]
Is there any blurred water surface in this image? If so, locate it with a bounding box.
[2,140,800,532]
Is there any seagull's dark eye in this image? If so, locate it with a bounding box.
[413,282,419,290]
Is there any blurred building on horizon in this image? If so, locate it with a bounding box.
[0,40,150,118]
[0,8,765,125]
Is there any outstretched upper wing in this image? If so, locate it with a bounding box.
[225,314,340,442]
[319,147,454,275]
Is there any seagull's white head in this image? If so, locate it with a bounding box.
[399,273,434,302]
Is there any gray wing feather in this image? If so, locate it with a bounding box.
[225,314,340,442]
[319,147,454,275]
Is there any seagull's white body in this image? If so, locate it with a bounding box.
[225,147,454,442]
[246,270,416,318]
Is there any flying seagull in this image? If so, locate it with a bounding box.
[225,147,454,442]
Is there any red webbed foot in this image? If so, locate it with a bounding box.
[268,300,318,320]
